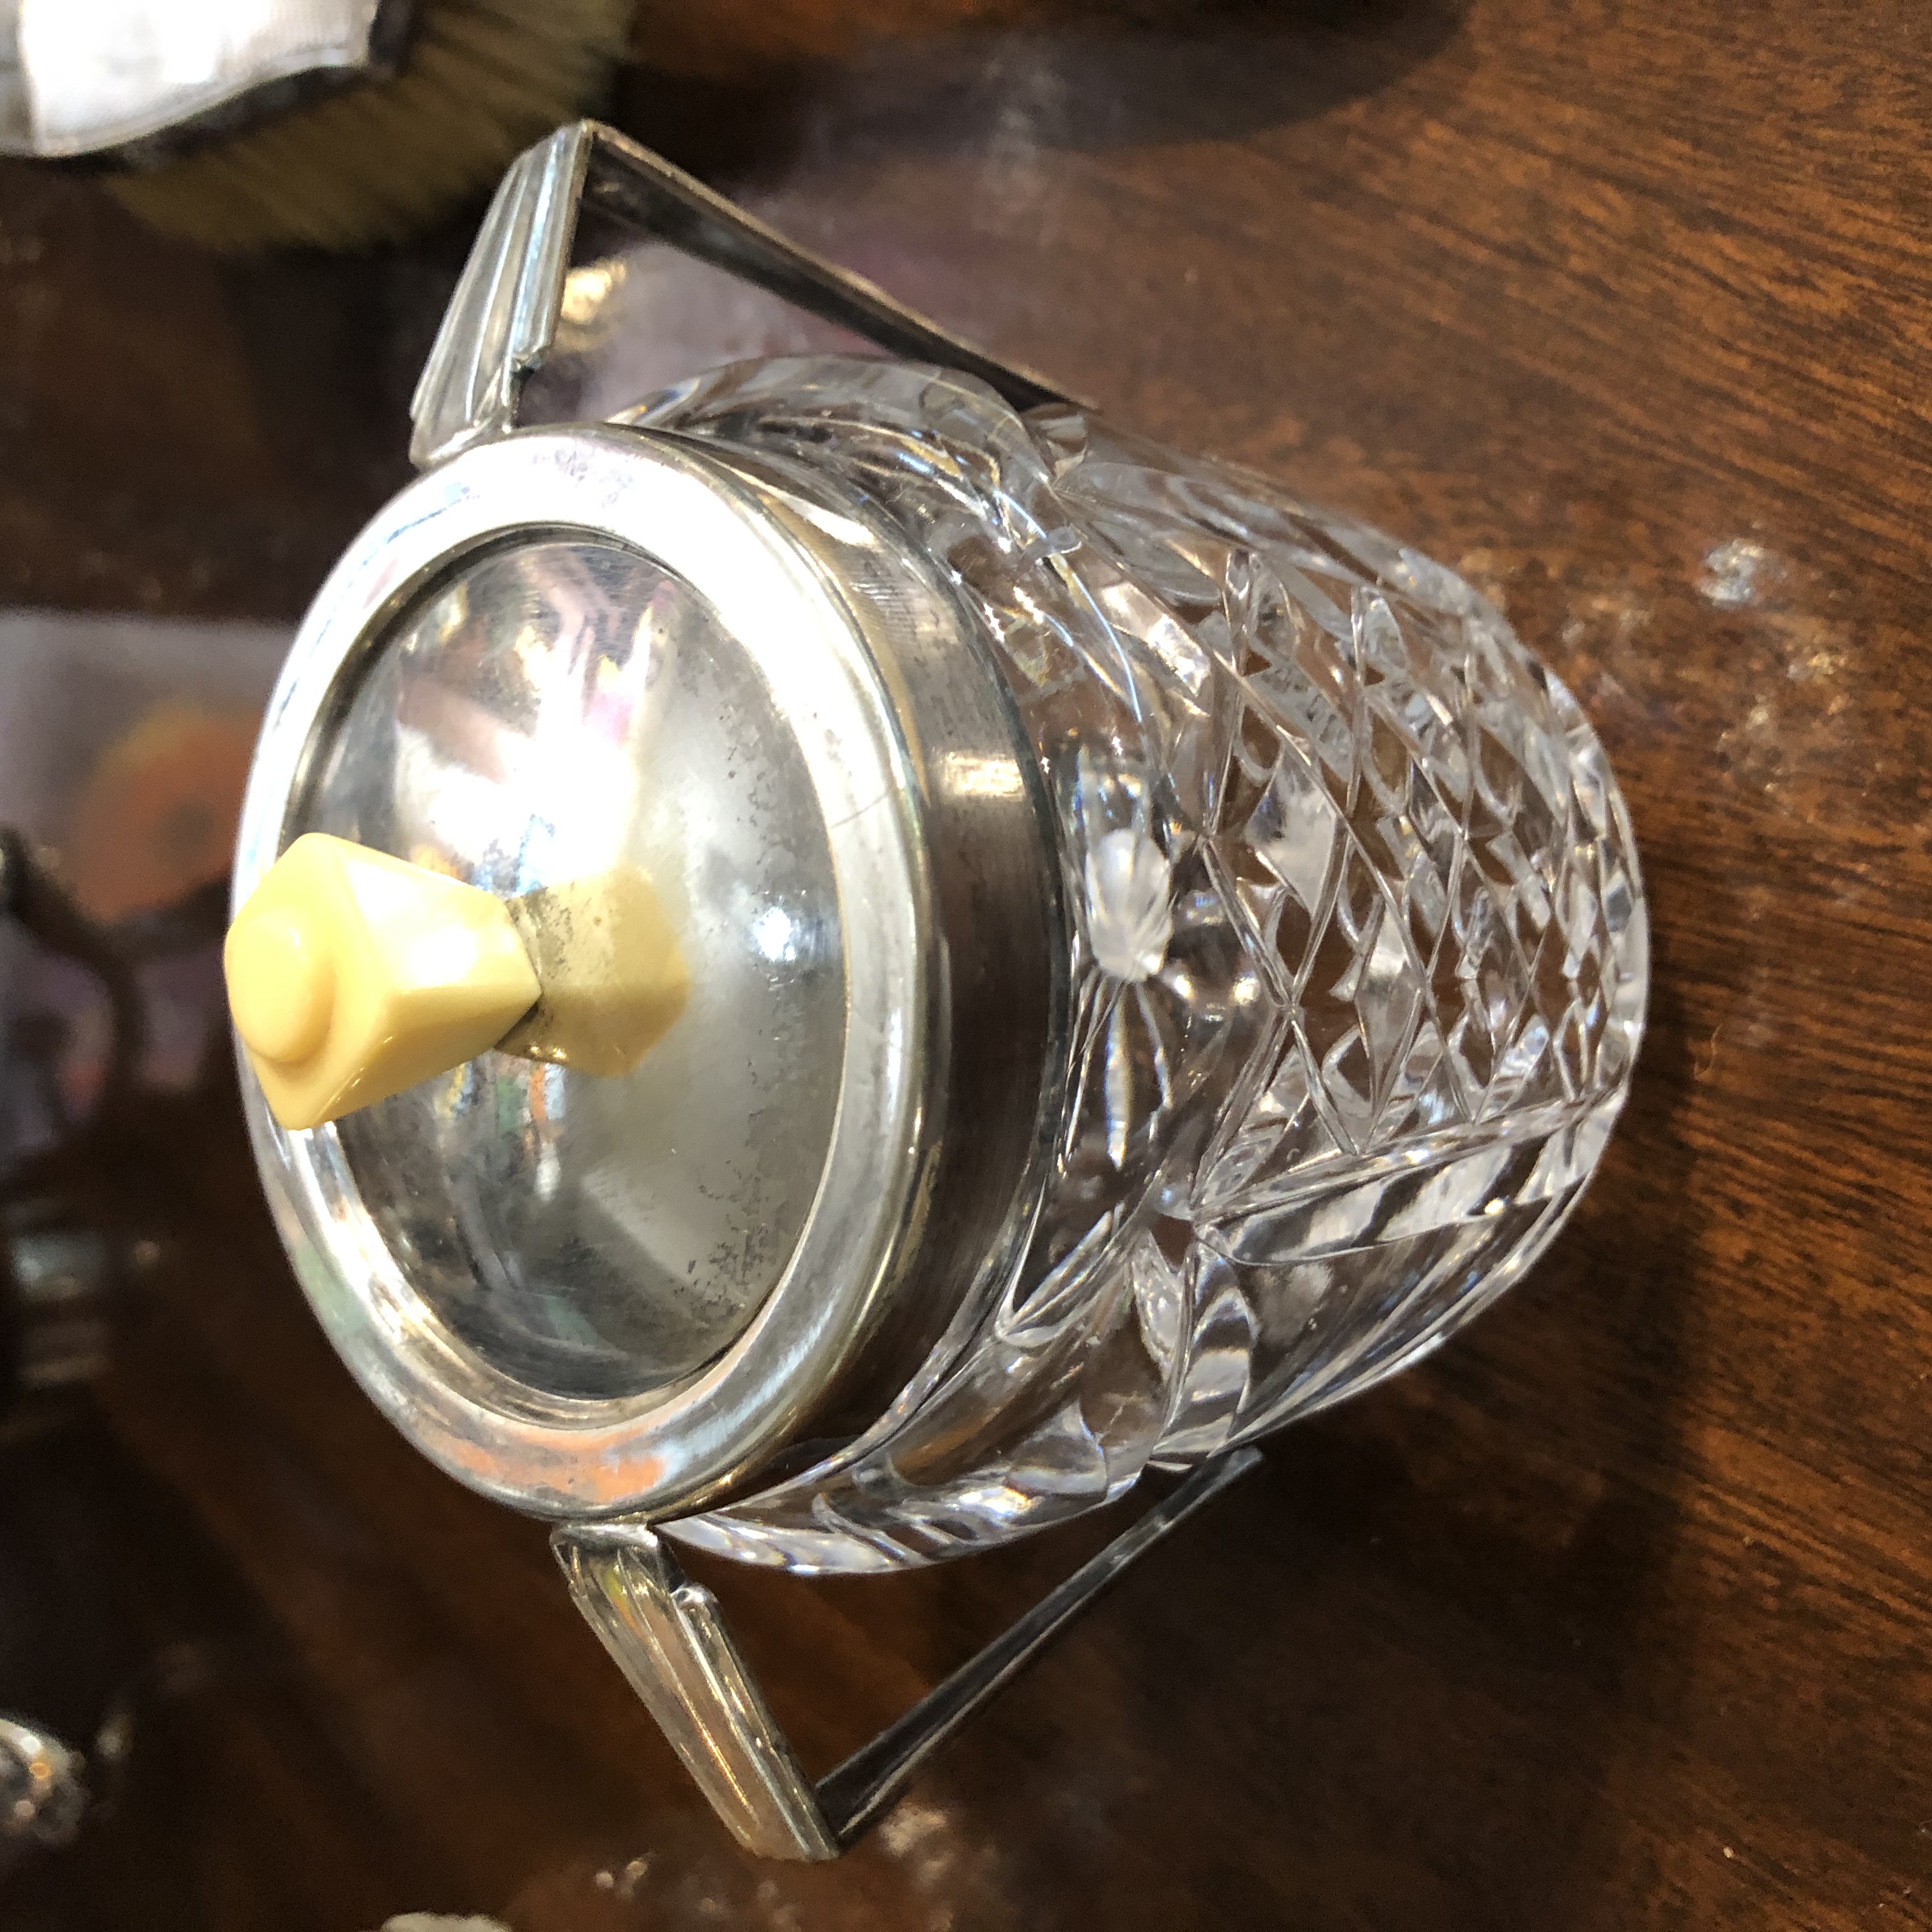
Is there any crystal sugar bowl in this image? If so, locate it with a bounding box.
[225,124,1648,1859]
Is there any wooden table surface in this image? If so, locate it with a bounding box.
[3,1,1929,1926]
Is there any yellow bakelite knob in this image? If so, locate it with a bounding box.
[225,834,542,1131]
[226,906,334,1063]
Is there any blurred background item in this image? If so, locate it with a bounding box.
[0,615,291,1914]
[0,613,286,1164]
[0,0,632,249]
[0,0,1241,252]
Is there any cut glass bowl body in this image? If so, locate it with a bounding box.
[619,356,1650,1573]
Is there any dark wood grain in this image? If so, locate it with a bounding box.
[3,0,1929,1924]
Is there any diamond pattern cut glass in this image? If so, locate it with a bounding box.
[625,357,1650,1573]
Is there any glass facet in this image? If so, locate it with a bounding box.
[620,358,1648,1570]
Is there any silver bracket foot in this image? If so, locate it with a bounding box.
[554,1447,1262,1861]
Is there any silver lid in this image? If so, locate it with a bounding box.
[235,424,1062,1521]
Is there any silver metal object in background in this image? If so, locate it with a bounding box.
[1,1208,118,1406]
[0,836,220,1883]
[0,825,193,1425]
[0,825,217,1424]
[0,0,411,159]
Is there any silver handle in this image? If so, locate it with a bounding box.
[410,119,1069,471]
[554,1448,1262,1861]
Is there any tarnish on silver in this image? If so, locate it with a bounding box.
[555,1451,1262,1861]
[0,0,408,160]
[239,430,921,1517]
[409,119,1070,471]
